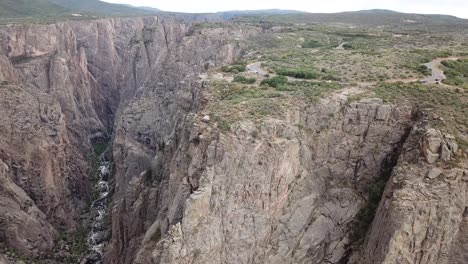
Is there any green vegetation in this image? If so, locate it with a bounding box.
[48,0,154,15]
[404,50,454,75]
[342,43,353,49]
[93,143,108,157]
[207,75,343,131]
[276,67,319,79]
[221,62,247,73]
[0,0,157,24]
[212,115,232,131]
[261,76,288,87]
[415,64,431,76]
[233,75,257,84]
[0,227,89,263]
[0,0,68,18]
[54,228,89,263]
[302,40,322,48]
[374,82,468,129]
[441,59,468,87]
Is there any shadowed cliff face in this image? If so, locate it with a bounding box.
[0,21,103,256]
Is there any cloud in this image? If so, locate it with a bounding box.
[102,0,468,18]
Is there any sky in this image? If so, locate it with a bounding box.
[102,0,468,18]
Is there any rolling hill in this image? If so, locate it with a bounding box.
[237,9,468,26]
[0,0,69,18]
[48,0,155,15]
[0,0,157,21]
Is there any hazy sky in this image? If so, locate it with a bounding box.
[102,0,468,18]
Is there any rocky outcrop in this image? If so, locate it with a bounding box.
[350,121,468,264]
[0,158,57,256]
[114,92,414,263]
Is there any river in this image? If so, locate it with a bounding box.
[81,157,111,264]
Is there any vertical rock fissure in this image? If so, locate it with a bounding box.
[341,124,414,263]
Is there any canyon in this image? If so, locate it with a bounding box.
[0,12,467,264]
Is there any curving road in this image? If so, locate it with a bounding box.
[421,57,465,84]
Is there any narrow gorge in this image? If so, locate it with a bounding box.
[0,12,467,264]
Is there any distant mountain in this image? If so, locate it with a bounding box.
[155,9,307,23]
[237,9,467,26]
[353,9,401,14]
[216,9,306,19]
[1,2,465,28]
[0,0,69,18]
[136,6,161,12]
[48,0,156,15]
[0,0,158,21]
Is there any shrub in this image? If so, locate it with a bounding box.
[416,64,431,76]
[302,40,321,48]
[233,75,256,84]
[322,74,341,81]
[342,43,353,49]
[221,62,247,73]
[93,143,108,156]
[276,68,319,79]
[261,76,288,88]
[217,119,231,131]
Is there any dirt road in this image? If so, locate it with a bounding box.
[421,57,465,84]
[247,62,268,76]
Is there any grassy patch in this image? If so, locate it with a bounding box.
[221,62,247,73]
[302,40,322,48]
[276,67,319,79]
[261,76,288,88]
[233,75,256,84]
[374,82,468,130]
[212,114,232,131]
